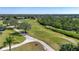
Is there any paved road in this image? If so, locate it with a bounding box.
[0,29,55,51]
[26,35,55,51]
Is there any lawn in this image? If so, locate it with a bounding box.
[46,26,79,39]
[0,20,6,26]
[11,42,45,51]
[24,19,75,50]
[0,29,25,48]
[0,20,3,25]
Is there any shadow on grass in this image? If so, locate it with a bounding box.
[10,32,22,36]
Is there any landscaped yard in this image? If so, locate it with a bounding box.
[11,42,45,51]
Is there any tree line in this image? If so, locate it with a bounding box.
[38,16,79,51]
[38,16,79,33]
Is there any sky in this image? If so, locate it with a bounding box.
[0,7,79,14]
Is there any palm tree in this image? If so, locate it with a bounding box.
[5,36,13,51]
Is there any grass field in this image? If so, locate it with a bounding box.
[11,42,45,51]
[46,26,79,39]
[0,29,25,48]
[23,19,77,50]
[0,20,6,26]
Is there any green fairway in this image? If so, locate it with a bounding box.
[24,19,76,50]
[11,42,45,51]
[0,29,25,48]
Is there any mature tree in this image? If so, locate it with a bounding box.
[18,22,31,33]
[3,17,18,27]
[5,36,13,51]
[3,18,10,26]
[9,18,18,27]
[38,16,79,33]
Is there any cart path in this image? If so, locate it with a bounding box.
[0,29,55,51]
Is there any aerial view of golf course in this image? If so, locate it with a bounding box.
[0,7,79,51]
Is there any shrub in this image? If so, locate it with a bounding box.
[60,44,76,51]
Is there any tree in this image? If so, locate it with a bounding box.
[18,22,31,33]
[3,18,9,26]
[9,18,18,27]
[60,44,76,51]
[5,36,13,51]
[3,17,18,27]
[38,16,79,33]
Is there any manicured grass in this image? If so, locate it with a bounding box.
[25,19,73,50]
[10,31,25,44]
[0,29,13,47]
[46,26,79,39]
[0,29,25,48]
[0,20,6,26]
[11,42,45,51]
